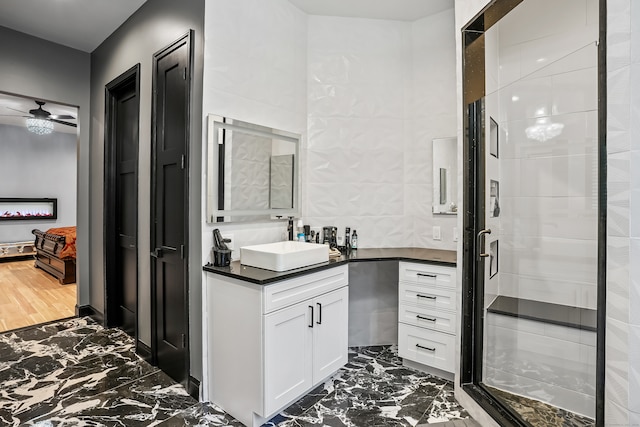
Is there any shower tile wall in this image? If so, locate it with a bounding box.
[491,0,599,310]
[605,0,640,422]
[482,0,599,418]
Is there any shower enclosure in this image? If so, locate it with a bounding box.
[460,0,603,425]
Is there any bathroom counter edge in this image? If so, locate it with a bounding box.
[202,247,456,285]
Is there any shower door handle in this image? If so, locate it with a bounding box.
[477,229,492,259]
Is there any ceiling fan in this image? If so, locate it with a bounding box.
[3,100,77,128]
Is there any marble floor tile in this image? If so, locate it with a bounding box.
[2,320,473,427]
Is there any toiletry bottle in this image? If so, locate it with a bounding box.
[351,230,358,250]
[345,227,351,251]
[297,232,305,242]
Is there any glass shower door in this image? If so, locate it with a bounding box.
[480,42,598,425]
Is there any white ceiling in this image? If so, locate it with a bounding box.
[288,0,454,21]
[0,0,147,53]
[0,93,78,134]
[0,0,454,56]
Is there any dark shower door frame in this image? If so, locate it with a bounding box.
[458,0,607,425]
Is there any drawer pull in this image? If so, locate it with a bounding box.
[316,302,322,325]
[416,294,436,300]
[416,315,436,322]
[416,344,435,352]
[417,273,437,278]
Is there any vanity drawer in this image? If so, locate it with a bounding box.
[263,265,348,314]
[399,262,456,289]
[398,323,455,373]
[399,283,456,312]
[399,303,457,335]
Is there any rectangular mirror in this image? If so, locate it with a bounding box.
[432,137,457,215]
[206,115,301,222]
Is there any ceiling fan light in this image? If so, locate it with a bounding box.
[26,118,54,135]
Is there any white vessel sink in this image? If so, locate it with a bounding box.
[240,241,329,272]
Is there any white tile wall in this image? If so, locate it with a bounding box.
[201,0,308,264]
[604,0,640,421]
[305,11,457,249]
[201,3,458,263]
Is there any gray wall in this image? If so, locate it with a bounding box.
[89,0,204,380]
[0,124,77,242]
[0,26,91,307]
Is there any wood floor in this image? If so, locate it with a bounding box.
[0,257,76,333]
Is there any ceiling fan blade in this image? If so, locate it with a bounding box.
[50,118,77,128]
[6,107,28,114]
[0,114,26,117]
[49,114,75,120]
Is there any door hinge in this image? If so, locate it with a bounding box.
[181,154,185,169]
[180,244,185,259]
[181,333,187,348]
[183,67,187,80]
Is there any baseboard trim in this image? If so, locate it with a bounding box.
[136,340,152,362]
[188,376,200,400]
[75,305,103,325]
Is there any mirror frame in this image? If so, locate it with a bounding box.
[206,114,301,222]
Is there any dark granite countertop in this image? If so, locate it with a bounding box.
[203,247,456,285]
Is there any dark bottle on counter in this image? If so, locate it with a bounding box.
[351,230,358,250]
[345,227,351,251]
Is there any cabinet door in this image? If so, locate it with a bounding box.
[264,301,313,416]
[312,286,349,383]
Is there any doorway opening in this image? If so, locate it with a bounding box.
[0,91,79,332]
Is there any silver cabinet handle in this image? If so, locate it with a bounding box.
[477,229,492,259]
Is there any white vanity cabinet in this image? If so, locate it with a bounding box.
[206,265,349,427]
[398,262,457,374]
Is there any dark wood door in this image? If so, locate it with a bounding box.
[151,32,192,385]
[105,65,140,339]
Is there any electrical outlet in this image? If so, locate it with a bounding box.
[453,227,459,242]
[222,234,234,250]
[433,226,441,241]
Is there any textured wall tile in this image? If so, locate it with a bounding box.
[605,400,630,427]
[632,0,640,64]
[608,0,632,72]
[629,325,640,412]
[629,239,640,327]
[304,13,456,250]
[607,236,631,324]
[608,66,632,107]
[606,316,630,414]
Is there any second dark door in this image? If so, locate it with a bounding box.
[151,32,192,385]
[105,65,140,338]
